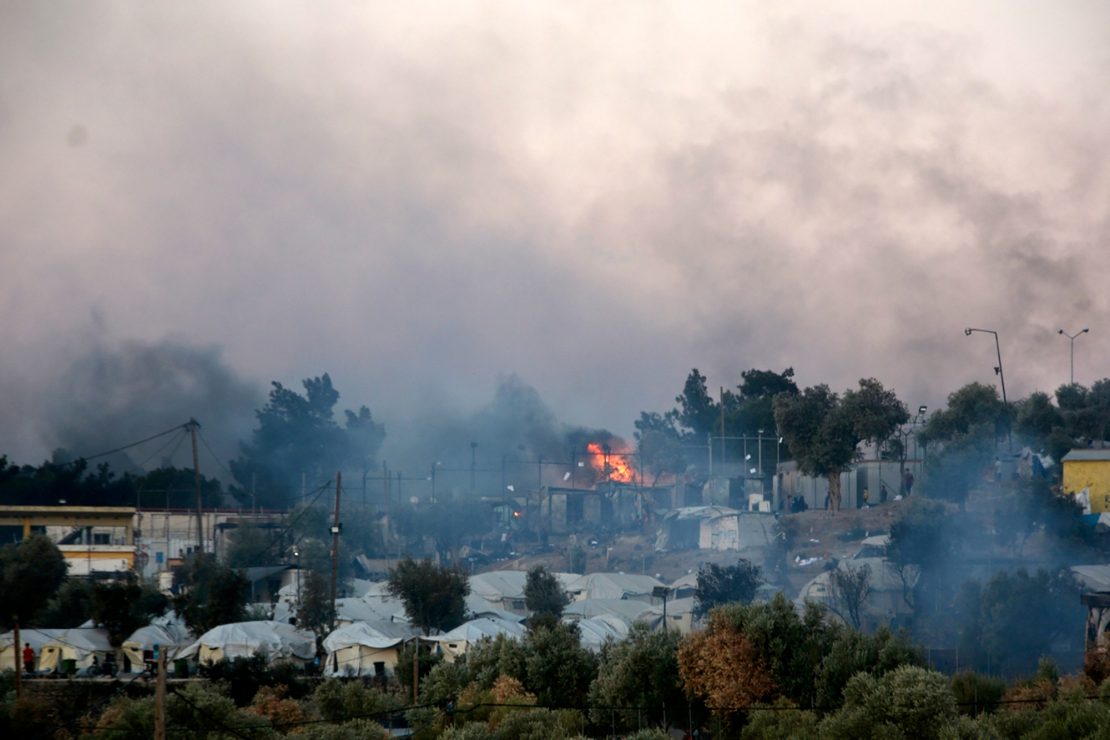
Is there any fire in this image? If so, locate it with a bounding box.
[586,442,636,484]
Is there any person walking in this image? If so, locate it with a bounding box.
[22,642,34,674]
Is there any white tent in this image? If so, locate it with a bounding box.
[562,598,663,629]
[322,621,417,677]
[570,615,629,652]
[36,628,115,673]
[0,628,70,674]
[566,573,666,603]
[178,621,316,667]
[426,617,527,663]
[121,621,192,673]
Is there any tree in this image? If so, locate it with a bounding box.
[297,570,336,638]
[230,373,385,508]
[775,379,908,511]
[674,369,719,441]
[385,557,469,635]
[819,666,957,740]
[954,568,1082,676]
[524,566,569,625]
[689,594,837,709]
[589,622,686,731]
[694,559,762,617]
[814,626,924,709]
[90,575,169,646]
[887,498,953,612]
[677,610,777,725]
[827,562,872,630]
[522,622,598,708]
[0,536,68,627]
[171,554,249,635]
[634,412,687,485]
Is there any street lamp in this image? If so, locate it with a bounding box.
[1058,327,1090,386]
[964,327,1010,450]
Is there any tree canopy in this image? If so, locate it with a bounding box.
[385,556,469,635]
[0,534,68,628]
[694,558,763,617]
[230,373,385,508]
[775,379,908,510]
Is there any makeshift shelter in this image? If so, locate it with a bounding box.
[0,628,69,674]
[566,572,666,603]
[322,621,417,677]
[571,615,629,651]
[178,621,316,667]
[427,617,527,663]
[36,628,115,673]
[468,571,529,614]
[562,598,662,630]
[121,621,192,674]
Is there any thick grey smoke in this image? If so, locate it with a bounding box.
[1,3,1108,464]
[44,340,262,474]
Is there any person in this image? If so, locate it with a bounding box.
[880,482,889,503]
[22,642,34,674]
[862,488,870,509]
[904,471,914,495]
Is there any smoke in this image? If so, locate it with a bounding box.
[1,2,1108,464]
[381,375,627,496]
[43,339,262,476]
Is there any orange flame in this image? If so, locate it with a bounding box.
[586,442,636,484]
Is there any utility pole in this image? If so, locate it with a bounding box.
[154,649,167,740]
[186,419,204,554]
[330,472,342,632]
[12,620,20,701]
[470,442,477,494]
[719,386,726,467]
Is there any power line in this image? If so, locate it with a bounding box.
[79,423,191,462]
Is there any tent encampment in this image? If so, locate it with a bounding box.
[177,621,316,667]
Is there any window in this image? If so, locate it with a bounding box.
[93,533,111,545]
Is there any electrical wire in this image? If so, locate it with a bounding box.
[79,423,191,462]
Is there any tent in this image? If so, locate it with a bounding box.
[322,621,417,677]
[177,621,316,667]
[36,628,115,673]
[426,617,527,663]
[566,572,667,603]
[0,628,69,674]
[570,615,629,652]
[121,621,192,673]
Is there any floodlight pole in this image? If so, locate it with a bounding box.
[965,328,1010,451]
[1058,327,1090,386]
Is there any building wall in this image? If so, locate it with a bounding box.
[1063,460,1110,514]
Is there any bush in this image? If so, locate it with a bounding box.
[950,671,1005,716]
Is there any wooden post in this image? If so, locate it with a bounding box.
[13,620,21,700]
[412,640,419,704]
[154,650,167,740]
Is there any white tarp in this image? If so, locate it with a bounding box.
[570,615,629,652]
[121,621,192,672]
[566,572,666,602]
[1,628,69,673]
[35,628,114,672]
[426,617,527,663]
[322,621,417,677]
[178,621,316,666]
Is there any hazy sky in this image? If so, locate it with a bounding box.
[2,1,1108,466]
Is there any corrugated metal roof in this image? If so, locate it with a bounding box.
[1062,450,1110,462]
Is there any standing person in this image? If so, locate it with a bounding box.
[904,471,914,496]
[22,642,34,674]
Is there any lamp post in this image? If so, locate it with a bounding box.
[964,327,1010,450]
[1058,327,1090,386]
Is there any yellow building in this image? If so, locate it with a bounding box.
[1061,450,1110,514]
[0,504,136,576]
